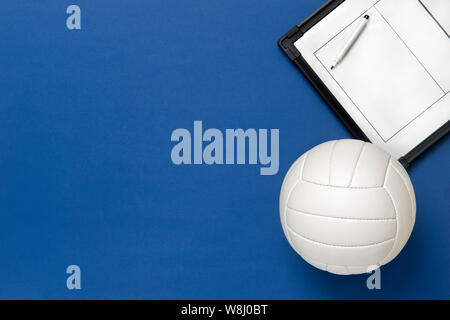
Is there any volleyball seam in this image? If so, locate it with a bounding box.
[287,206,397,221]
[287,224,395,248]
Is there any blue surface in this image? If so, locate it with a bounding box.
[0,0,448,299]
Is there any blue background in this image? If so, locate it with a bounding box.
[0,0,448,299]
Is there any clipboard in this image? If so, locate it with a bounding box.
[278,0,449,168]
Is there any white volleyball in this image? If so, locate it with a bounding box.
[279,140,416,275]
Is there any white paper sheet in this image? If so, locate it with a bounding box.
[376,0,450,91]
[294,0,450,158]
[420,0,450,36]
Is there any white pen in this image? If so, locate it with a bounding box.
[331,14,370,70]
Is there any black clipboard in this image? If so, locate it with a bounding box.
[278,0,449,168]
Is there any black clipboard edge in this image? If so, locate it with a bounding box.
[278,0,345,60]
[399,120,450,167]
[278,0,449,168]
[278,0,368,141]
